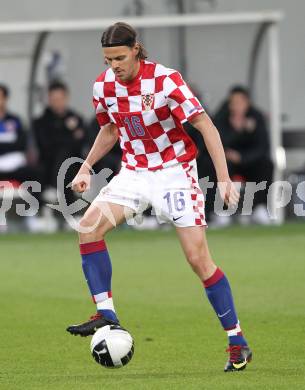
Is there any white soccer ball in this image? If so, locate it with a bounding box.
[90,325,134,368]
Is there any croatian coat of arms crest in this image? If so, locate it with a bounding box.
[141,92,154,111]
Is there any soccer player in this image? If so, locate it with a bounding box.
[66,22,252,372]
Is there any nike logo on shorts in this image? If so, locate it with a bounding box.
[173,216,183,222]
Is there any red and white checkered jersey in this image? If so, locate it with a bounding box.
[93,60,205,171]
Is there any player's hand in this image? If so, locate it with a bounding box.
[217,179,240,207]
[71,165,91,193]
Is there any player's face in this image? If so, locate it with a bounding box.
[103,45,140,82]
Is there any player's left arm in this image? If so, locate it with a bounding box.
[190,112,239,206]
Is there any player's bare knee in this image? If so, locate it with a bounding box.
[79,214,95,230]
[186,249,207,265]
[186,250,213,273]
[78,215,105,242]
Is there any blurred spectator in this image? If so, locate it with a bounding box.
[0,84,40,182]
[210,85,273,225]
[33,81,86,227]
[0,84,43,231]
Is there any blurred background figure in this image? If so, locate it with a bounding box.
[0,84,42,232]
[202,85,273,226]
[33,81,87,230]
[216,86,273,225]
[0,84,39,183]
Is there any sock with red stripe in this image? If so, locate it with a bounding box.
[203,267,247,346]
[80,240,118,322]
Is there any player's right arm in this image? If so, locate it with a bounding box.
[72,123,119,193]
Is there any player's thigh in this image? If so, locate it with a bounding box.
[175,225,213,264]
[80,201,133,237]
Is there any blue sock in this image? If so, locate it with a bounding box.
[204,268,247,346]
[80,240,118,322]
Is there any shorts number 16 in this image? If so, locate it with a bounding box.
[163,191,185,213]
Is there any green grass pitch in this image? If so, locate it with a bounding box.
[0,223,304,389]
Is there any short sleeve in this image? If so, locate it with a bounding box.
[93,81,111,127]
[164,71,204,123]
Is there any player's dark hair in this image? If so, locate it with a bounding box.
[101,22,147,60]
[0,83,9,98]
[229,85,250,99]
[48,81,69,94]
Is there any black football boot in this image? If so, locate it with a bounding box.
[224,345,252,372]
[66,313,119,337]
